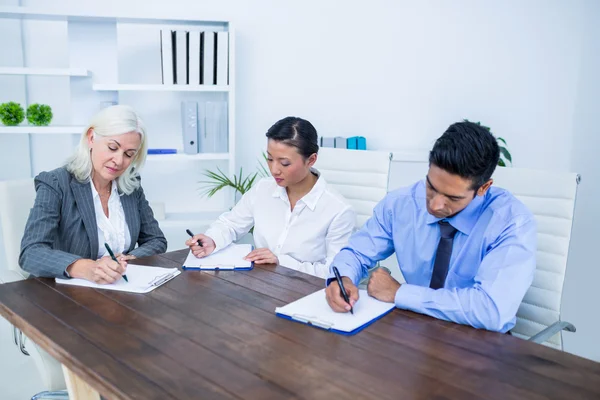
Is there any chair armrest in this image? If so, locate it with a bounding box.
[528,321,576,344]
[0,269,27,283]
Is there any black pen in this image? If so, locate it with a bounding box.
[186,229,203,247]
[332,266,353,315]
[104,243,128,282]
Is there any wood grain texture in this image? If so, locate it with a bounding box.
[0,249,599,400]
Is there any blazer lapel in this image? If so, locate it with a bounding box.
[70,179,99,258]
[120,193,139,253]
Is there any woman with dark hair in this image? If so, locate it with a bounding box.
[185,117,355,278]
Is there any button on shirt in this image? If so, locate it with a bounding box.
[204,171,356,279]
[90,181,131,259]
[331,180,537,332]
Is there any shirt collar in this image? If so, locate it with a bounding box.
[90,180,118,200]
[424,184,486,236]
[271,168,326,211]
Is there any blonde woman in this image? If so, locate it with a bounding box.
[20,105,167,283]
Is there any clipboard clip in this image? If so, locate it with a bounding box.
[211,265,235,270]
[291,313,333,330]
[149,272,177,287]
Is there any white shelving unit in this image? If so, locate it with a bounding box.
[0,126,85,134]
[146,153,229,161]
[0,5,226,25]
[0,67,89,77]
[92,84,230,92]
[0,5,237,233]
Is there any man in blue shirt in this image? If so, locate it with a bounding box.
[326,121,536,332]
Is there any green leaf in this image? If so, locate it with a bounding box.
[499,146,512,163]
[257,152,270,178]
[199,152,267,199]
[496,137,507,145]
[498,158,506,167]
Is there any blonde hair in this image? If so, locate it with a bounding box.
[66,105,148,195]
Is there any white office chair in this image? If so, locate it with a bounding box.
[379,152,430,283]
[316,148,393,230]
[316,148,393,287]
[492,167,579,350]
[0,179,68,399]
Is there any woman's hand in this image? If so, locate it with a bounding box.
[185,234,216,258]
[115,253,136,261]
[244,248,279,265]
[67,256,127,284]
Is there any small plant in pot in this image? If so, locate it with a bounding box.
[26,103,53,126]
[0,101,25,126]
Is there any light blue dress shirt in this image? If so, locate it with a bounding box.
[331,180,537,332]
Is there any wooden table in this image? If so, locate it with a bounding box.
[1,249,599,400]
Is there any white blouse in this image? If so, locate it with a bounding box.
[91,180,131,259]
[204,170,356,278]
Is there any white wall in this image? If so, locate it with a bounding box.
[562,0,600,362]
[11,0,586,174]
[2,0,598,360]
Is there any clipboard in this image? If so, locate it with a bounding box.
[55,264,181,294]
[275,288,395,335]
[182,243,254,271]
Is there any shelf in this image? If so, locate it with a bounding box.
[93,84,230,92]
[0,6,228,26]
[0,67,89,77]
[0,126,85,134]
[146,153,230,161]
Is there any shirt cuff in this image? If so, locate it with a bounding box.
[394,283,428,310]
[203,229,227,253]
[325,264,360,287]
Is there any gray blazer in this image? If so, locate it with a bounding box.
[19,166,167,278]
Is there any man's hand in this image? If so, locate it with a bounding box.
[185,234,216,258]
[367,268,401,303]
[326,276,359,313]
[244,248,278,265]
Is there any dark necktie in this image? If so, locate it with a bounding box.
[429,220,458,289]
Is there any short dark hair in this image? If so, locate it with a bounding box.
[265,117,319,159]
[429,121,500,190]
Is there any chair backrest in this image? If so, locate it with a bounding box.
[0,179,35,276]
[0,179,67,392]
[492,167,579,349]
[316,148,392,229]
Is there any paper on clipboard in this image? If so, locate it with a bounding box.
[182,243,253,270]
[55,264,181,293]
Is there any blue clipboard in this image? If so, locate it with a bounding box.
[182,244,254,271]
[274,288,396,335]
[275,307,394,336]
[182,263,254,271]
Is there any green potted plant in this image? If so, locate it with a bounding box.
[26,103,53,126]
[200,153,269,199]
[0,101,25,126]
[463,119,512,166]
